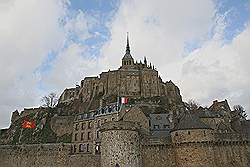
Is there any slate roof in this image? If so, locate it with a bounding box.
[241,120,250,135]
[139,105,169,117]
[123,53,133,59]
[172,111,212,131]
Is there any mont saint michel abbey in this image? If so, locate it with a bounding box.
[0,35,250,167]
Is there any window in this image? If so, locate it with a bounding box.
[79,144,84,152]
[87,144,89,152]
[96,131,100,139]
[163,125,170,129]
[73,145,77,153]
[97,120,101,128]
[154,125,160,129]
[81,123,85,130]
[175,132,178,136]
[111,117,115,121]
[75,123,79,131]
[88,122,91,129]
[74,133,78,141]
[95,145,100,154]
[81,133,84,141]
[188,131,191,135]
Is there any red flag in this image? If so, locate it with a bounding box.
[121,97,128,104]
[22,120,36,129]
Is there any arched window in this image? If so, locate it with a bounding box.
[97,120,101,128]
[79,144,84,152]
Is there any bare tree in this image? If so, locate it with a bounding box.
[41,92,58,108]
[232,105,247,120]
[186,99,200,111]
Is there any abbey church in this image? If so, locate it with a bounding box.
[0,35,250,167]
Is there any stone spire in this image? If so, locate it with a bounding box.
[126,32,130,54]
[144,56,147,66]
[122,32,134,67]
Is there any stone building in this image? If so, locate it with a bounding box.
[0,35,250,167]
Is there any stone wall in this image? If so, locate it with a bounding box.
[0,144,100,167]
[122,106,149,130]
[72,112,119,154]
[50,115,74,137]
[142,144,175,167]
[171,129,214,143]
[100,121,142,167]
[1,141,250,167]
[141,138,250,167]
[174,142,215,167]
[213,142,250,167]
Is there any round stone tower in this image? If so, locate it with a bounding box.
[171,111,215,167]
[100,121,142,167]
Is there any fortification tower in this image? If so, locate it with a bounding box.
[171,111,215,167]
[100,120,142,167]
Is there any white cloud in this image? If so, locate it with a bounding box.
[100,0,250,115]
[100,0,215,79]
[0,0,67,128]
[44,43,100,92]
[42,9,101,95]
[180,25,250,113]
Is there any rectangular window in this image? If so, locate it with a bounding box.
[74,133,78,141]
[87,144,89,152]
[97,120,101,128]
[81,133,84,141]
[81,123,85,130]
[154,125,160,129]
[163,125,170,129]
[79,144,84,152]
[75,123,79,131]
[96,131,100,139]
[88,122,91,129]
[73,145,77,153]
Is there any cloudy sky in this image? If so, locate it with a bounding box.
[0,0,250,128]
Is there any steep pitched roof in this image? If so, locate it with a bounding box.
[241,120,250,135]
[172,111,212,131]
[209,100,231,112]
[122,32,133,59]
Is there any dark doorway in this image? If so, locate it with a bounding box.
[115,163,120,167]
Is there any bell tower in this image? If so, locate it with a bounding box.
[122,33,134,67]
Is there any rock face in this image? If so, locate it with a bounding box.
[0,35,250,167]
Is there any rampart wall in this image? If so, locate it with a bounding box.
[0,144,100,167]
[0,141,249,167]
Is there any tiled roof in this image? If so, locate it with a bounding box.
[172,111,212,131]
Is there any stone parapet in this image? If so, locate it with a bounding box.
[100,121,141,132]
